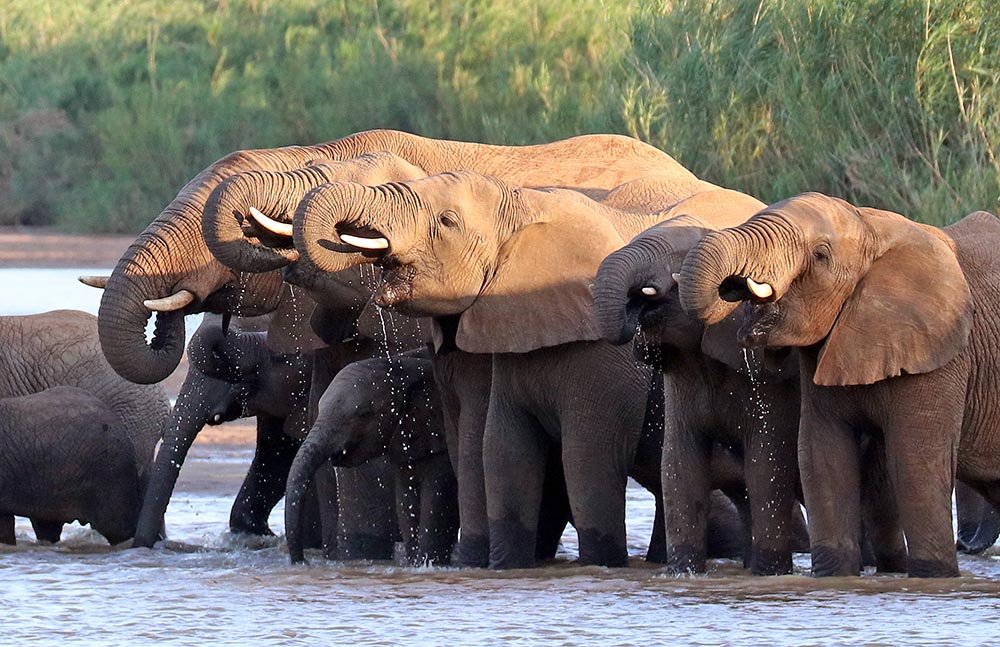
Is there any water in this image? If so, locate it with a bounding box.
[3,269,1000,646]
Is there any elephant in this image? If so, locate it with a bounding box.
[285,352,459,566]
[592,196,817,575]
[287,170,766,568]
[0,310,170,485]
[191,131,714,567]
[0,387,157,546]
[133,314,312,547]
[956,481,1000,554]
[678,191,1000,577]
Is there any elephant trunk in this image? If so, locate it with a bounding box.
[133,371,220,547]
[678,216,799,325]
[592,235,674,345]
[284,434,338,564]
[294,182,416,274]
[203,164,354,273]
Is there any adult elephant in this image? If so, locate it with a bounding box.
[288,171,759,568]
[196,132,712,567]
[592,196,820,575]
[97,129,702,387]
[679,192,1000,577]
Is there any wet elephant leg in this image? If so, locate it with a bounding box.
[535,446,571,561]
[315,462,339,558]
[661,414,714,573]
[956,481,1000,554]
[229,414,302,536]
[336,457,398,560]
[30,519,64,543]
[743,420,799,575]
[859,436,907,573]
[484,396,548,569]
[416,457,460,566]
[396,465,421,564]
[1,513,15,545]
[561,436,630,567]
[799,403,862,577]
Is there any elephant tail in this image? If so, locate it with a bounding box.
[285,437,330,564]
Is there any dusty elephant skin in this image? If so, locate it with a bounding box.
[191,130,709,568]
[0,387,155,546]
[290,169,749,569]
[592,193,817,576]
[285,352,459,566]
[679,192,1000,577]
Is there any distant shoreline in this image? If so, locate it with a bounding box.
[0,226,135,268]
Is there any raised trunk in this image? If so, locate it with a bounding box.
[592,239,668,345]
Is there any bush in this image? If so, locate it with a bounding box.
[0,0,996,232]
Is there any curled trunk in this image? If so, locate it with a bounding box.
[592,239,669,345]
[284,435,335,564]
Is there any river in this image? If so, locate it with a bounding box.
[1,269,999,646]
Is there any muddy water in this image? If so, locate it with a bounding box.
[3,269,1000,645]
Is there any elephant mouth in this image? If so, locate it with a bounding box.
[738,301,782,348]
[374,262,416,308]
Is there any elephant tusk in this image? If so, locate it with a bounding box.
[78,275,109,289]
[671,273,682,283]
[640,286,658,297]
[745,277,773,299]
[143,289,196,312]
[340,233,389,251]
[248,207,293,238]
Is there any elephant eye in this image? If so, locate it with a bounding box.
[438,210,459,228]
[812,243,832,263]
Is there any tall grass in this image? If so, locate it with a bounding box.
[0,0,996,232]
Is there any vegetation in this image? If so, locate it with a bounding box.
[0,0,996,232]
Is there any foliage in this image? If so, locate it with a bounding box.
[0,0,995,232]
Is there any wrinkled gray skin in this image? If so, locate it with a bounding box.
[956,481,1000,554]
[0,310,169,484]
[133,315,312,547]
[593,219,810,575]
[680,193,1000,577]
[0,387,156,545]
[285,352,459,566]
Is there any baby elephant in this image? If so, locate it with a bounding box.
[285,352,458,566]
[0,387,153,546]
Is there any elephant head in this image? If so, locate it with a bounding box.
[678,192,974,386]
[291,171,678,353]
[592,189,764,358]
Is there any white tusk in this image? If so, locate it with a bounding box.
[745,277,773,299]
[640,286,658,297]
[78,275,109,289]
[671,273,682,283]
[143,289,196,312]
[212,414,223,424]
[340,233,389,251]
[248,207,293,237]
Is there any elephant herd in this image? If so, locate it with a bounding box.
[6,128,1000,579]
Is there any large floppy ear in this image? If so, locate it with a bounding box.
[814,208,973,386]
[266,284,326,353]
[455,194,625,353]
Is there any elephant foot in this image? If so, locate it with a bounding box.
[488,518,537,570]
[337,533,395,561]
[453,534,490,568]
[30,519,63,544]
[810,544,861,577]
[907,557,960,578]
[874,550,908,574]
[576,528,628,568]
[749,546,793,576]
[665,545,707,575]
[229,509,276,537]
[0,514,15,546]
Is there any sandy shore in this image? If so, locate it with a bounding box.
[0,225,256,449]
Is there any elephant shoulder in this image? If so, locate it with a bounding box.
[945,211,1000,293]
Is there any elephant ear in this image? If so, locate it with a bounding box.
[814,208,973,386]
[266,284,327,353]
[456,195,625,353]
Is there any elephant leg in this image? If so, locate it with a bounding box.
[484,398,549,569]
[743,424,799,575]
[561,438,630,568]
[661,417,714,573]
[229,414,301,536]
[790,504,811,554]
[956,481,1000,554]
[314,462,340,558]
[396,465,421,565]
[883,407,961,578]
[30,519,64,544]
[434,352,492,568]
[416,458,460,566]
[799,405,862,577]
[705,489,747,561]
[1,513,15,545]
[859,436,907,573]
[535,445,571,561]
[336,458,398,560]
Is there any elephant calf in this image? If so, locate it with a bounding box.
[0,387,154,546]
[285,352,459,566]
